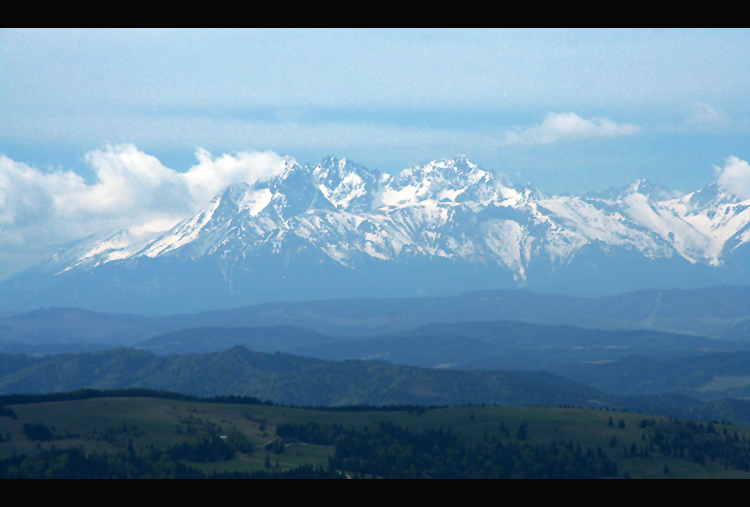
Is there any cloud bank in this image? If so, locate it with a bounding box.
[503,112,640,146]
[0,144,288,276]
[716,156,750,200]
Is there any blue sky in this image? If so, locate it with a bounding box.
[1,28,749,278]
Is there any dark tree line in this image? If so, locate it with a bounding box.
[638,418,750,471]
[0,446,342,479]
[280,420,618,479]
[0,389,274,407]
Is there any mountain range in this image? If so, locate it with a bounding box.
[3,155,750,315]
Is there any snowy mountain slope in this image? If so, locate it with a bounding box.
[312,156,380,212]
[58,155,750,277]
[52,230,151,274]
[5,154,750,314]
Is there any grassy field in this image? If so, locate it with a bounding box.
[2,396,750,478]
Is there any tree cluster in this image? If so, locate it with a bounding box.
[639,418,750,471]
[0,446,341,479]
[282,420,619,479]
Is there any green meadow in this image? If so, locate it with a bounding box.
[2,394,750,478]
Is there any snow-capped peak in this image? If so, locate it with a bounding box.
[45,154,750,291]
[375,156,511,208]
[678,182,742,212]
[589,179,682,203]
[311,156,380,212]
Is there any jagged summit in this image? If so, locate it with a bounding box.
[51,154,750,273]
[4,154,750,315]
[679,182,743,212]
[587,179,681,202]
[312,156,380,212]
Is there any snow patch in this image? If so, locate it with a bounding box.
[238,188,273,216]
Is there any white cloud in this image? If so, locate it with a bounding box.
[503,112,640,146]
[715,156,750,200]
[81,145,190,217]
[0,144,290,277]
[181,149,288,206]
[686,103,733,127]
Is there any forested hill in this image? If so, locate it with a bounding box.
[0,346,612,408]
